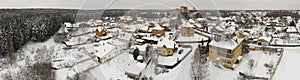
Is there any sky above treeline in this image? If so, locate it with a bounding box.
[0,0,299,10]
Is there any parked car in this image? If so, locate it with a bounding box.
[178,49,183,54]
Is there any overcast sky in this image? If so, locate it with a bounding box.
[0,0,299,10]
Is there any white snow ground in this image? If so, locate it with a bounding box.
[273,47,300,80]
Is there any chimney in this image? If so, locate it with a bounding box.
[214,34,221,42]
[168,35,172,40]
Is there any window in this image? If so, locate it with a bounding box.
[226,53,233,58]
[227,60,232,64]
[217,48,226,57]
[227,50,232,53]
[222,59,226,64]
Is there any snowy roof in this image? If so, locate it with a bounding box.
[137,33,150,36]
[258,36,272,42]
[194,23,203,28]
[151,25,164,30]
[161,17,170,22]
[95,20,103,22]
[142,36,159,41]
[182,22,194,28]
[209,38,243,50]
[196,18,206,21]
[221,17,232,21]
[162,23,170,26]
[137,24,149,31]
[116,54,147,76]
[286,26,297,33]
[64,22,72,27]
[72,59,98,73]
[136,39,144,42]
[97,27,107,32]
[64,41,74,46]
[81,44,95,53]
[132,44,148,52]
[208,16,218,20]
[157,55,177,66]
[157,36,176,48]
[94,41,116,58]
[117,32,132,41]
[188,19,195,24]
[89,59,129,80]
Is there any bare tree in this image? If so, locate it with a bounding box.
[192,45,208,80]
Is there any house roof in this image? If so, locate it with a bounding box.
[142,36,159,41]
[151,25,164,30]
[95,20,103,22]
[118,32,133,41]
[182,22,194,28]
[132,44,148,52]
[94,41,116,58]
[286,26,297,33]
[188,19,195,24]
[97,27,107,32]
[137,24,149,31]
[196,18,206,21]
[115,54,147,77]
[208,16,218,20]
[162,23,170,27]
[88,58,129,80]
[258,37,272,42]
[157,36,176,48]
[64,22,72,27]
[209,37,243,50]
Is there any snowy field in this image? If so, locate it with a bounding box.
[273,47,300,80]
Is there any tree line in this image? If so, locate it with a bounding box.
[0,9,78,57]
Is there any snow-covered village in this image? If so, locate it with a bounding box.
[1,0,300,80]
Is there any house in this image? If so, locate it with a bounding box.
[210,26,225,34]
[137,24,149,32]
[95,20,103,26]
[161,23,171,31]
[157,36,176,56]
[208,34,244,69]
[64,22,79,31]
[96,27,108,37]
[161,17,170,23]
[141,36,159,44]
[285,26,298,33]
[180,6,188,13]
[131,44,151,62]
[150,25,165,36]
[79,23,90,28]
[181,22,195,37]
[117,32,134,47]
[94,41,121,63]
[121,25,138,33]
[256,37,272,46]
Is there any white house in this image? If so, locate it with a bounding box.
[94,41,121,63]
[118,32,134,47]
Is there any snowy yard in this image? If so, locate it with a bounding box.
[157,47,192,66]
[207,50,281,80]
